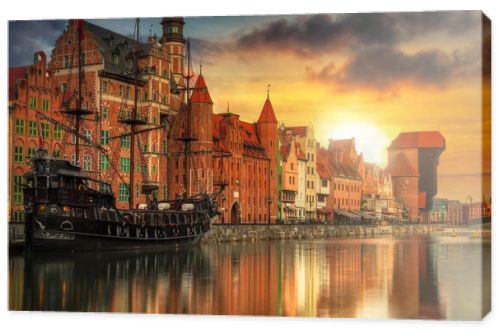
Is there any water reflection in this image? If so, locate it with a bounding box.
[9,236,490,319]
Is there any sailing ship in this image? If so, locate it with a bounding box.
[22,19,223,250]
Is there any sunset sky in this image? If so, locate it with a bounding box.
[9,11,488,201]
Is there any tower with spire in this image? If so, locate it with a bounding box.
[167,67,214,198]
[256,85,279,223]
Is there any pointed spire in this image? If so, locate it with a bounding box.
[190,72,213,104]
[258,85,278,123]
[227,101,230,113]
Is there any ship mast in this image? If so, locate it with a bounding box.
[184,39,193,197]
[75,20,83,166]
[61,20,93,166]
[129,18,140,210]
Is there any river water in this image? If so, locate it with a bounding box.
[9,235,490,319]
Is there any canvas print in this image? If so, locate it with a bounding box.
[8,11,491,319]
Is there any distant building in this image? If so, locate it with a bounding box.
[386,131,446,222]
[446,200,463,225]
[430,198,448,224]
[286,125,318,221]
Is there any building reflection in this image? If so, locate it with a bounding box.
[9,237,486,319]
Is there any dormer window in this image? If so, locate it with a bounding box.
[113,54,119,65]
[127,59,133,69]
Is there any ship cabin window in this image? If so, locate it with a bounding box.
[108,210,117,222]
[36,176,49,201]
[50,175,59,189]
[86,207,96,220]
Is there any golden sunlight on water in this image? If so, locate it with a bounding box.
[9,236,490,319]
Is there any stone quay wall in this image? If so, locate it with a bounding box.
[201,223,446,243]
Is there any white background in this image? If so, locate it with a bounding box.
[0,0,497,332]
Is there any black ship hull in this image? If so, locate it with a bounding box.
[29,230,206,251]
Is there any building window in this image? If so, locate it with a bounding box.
[118,183,129,202]
[100,130,110,145]
[27,147,36,161]
[71,154,76,165]
[125,86,130,98]
[60,82,68,93]
[14,146,24,163]
[15,119,24,134]
[83,155,92,171]
[54,124,62,139]
[113,54,119,65]
[41,123,49,139]
[102,107,109,119]
[119,85,124,96]
[83,129,92,142]
[42,99,49,111]
[162,70,167,78]
[100,183,111,193]
[127,59,133,69]
[102,81,108,93]
[322,179,328,188]
[29,96,37,109]
[163,186,168,200]
[100,155,109,171]
[120,157,130,172]
[53,150,61,158]
[13,211,25,222]
[63,55,70,67]
[14,175,23,204]
[71,133,77,144]
[120,135,130,148]
[144,92,148,101]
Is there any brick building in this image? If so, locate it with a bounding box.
[386,131,446,222]
[8,51,62,222]
[210,94,279,224]
[8,18,188,218]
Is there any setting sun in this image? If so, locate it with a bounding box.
[330,122,390,166]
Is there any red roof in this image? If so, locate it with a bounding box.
[295,143,307,161]
[286,126,307,137]
[191,74,213,104]
[316,147,333,179]
[257,97,278,123]
[280,144,290,160]
[240,121,264,149]
[212,114,229,153]
[386,152,418,177]
[419,192,427,209]
[389,131,445,149]
[9,66,27,100]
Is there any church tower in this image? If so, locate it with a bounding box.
[161,17,186,82]
[256,89,279,223]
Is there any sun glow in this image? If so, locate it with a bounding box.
[330,122,391,166]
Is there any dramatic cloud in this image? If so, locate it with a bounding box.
[190,38,224,66]
[306,46,479,91]
[235,11,480,56]
[9,20,66,67]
